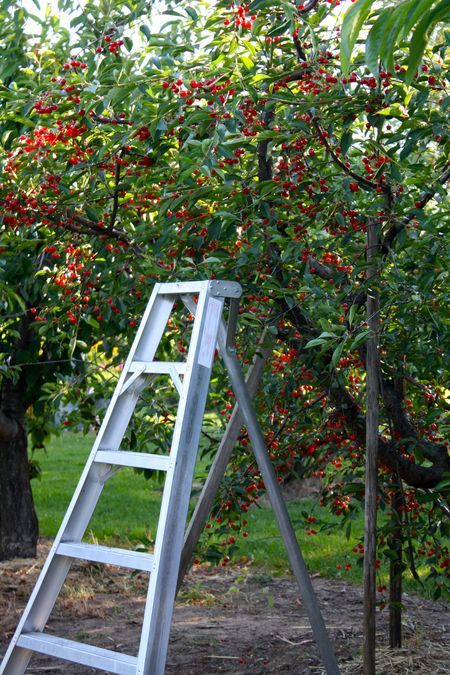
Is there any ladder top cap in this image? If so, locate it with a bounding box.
[158,280,242,298]
[209,280,242,298]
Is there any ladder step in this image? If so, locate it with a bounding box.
[129,361,187,375]
[57,542,154,571]
[16,632,137,674]
[156,280,242,297]
[95,450,171,471]
[156,281,206,294]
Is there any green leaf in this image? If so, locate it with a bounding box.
[380,3,411,74]
[350,330,371,351]
[390,163,403,182]
[69,335,77,358]
[267,20,290,38]
[305,338,327,349]
[319,331,338,339]
[85,317,100,330]
[348,304,357,327]
[331,341,345,368]
[345,520,352,540]
[140,24,151,41]
[433,476,450,491]
[340,131,353,156]
[375,104,408,118]
[340,0,375,75]
[185,7,198,22]
[13,115,35,127]
[406,0,450,83]
[402,0,436,37]
[240,55,254,70]
[365,10,392,76]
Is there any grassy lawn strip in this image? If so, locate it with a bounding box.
[31,432,432,596]
[32,432,164,544]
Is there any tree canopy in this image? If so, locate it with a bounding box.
[0,0,449,605]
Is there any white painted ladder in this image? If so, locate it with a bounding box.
[1,280,340,675]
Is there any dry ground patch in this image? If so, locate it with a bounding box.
[1,541,448,674]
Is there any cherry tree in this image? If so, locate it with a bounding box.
[0,3,448,639]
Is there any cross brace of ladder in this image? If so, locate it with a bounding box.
[1,280,340,675]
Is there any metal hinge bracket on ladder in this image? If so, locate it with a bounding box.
[1,279,339,675]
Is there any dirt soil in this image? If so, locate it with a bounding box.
[1,540,448,674]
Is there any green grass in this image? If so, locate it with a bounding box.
[236,497,440,596]
[32,432,164,543]
[237,500,366,584]
[31,432,434,596]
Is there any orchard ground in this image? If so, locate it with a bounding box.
[0,539,449,674]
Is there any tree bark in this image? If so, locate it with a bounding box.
[0,313,39,560]
[0,407,38,559]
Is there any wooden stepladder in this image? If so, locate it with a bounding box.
[1,280,340,675]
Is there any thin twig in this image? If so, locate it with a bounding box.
[311,116,386,193]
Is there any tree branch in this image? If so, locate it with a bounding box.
[91,113,133,126]
[311,116,387,193]
[307,256,333,280]
[258,106,275,181]
[381,380,448,466]
[110,149,123,231]
[69,212,143,257]
[293,35,306,61]
[297,0,320,15]
[326,371,450,488]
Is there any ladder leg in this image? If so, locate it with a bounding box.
[0,647,31,675]
[218,326,341,675]
[0,556,72,674]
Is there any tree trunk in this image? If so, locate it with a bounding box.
[0,382,38,560]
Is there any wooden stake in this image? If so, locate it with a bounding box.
[389,483,403,648]
[363,221,380,675]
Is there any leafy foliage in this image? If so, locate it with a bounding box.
[341,0,450,82]
[0,0,448,596]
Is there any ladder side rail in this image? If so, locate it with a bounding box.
[0,556,73,675]
[217,321,341,675]
[0,402,137,673]
[0,288,175,675]
[137,289,225,675]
